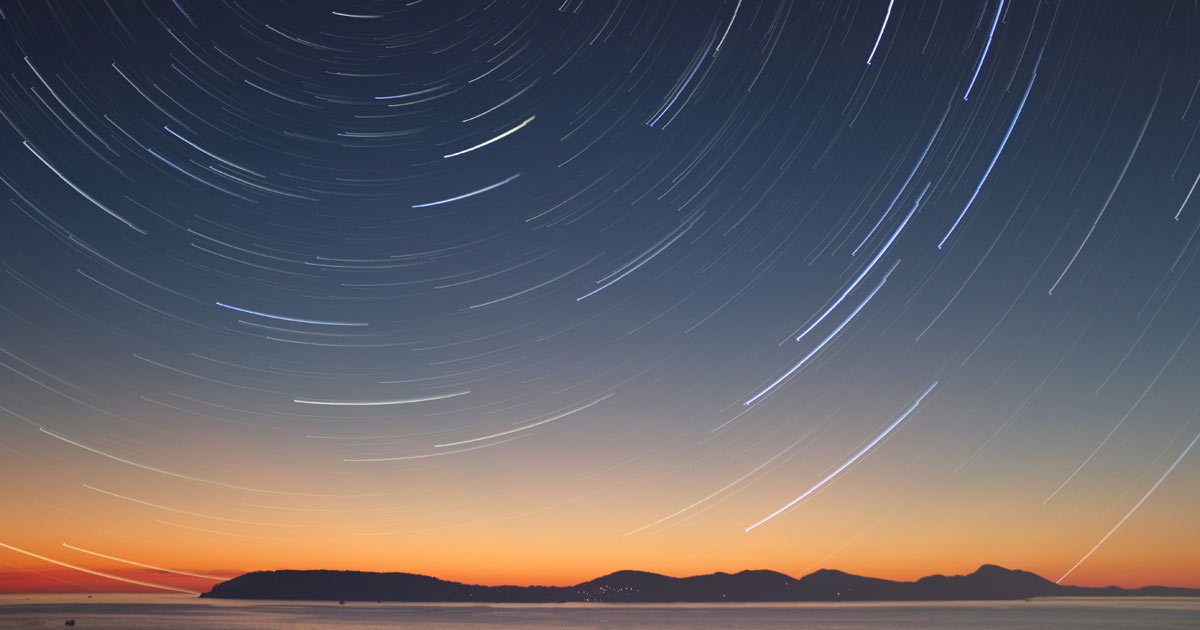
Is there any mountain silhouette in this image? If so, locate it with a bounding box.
[201,564,1200,602]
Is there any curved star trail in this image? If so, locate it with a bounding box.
[0,0,1197,593]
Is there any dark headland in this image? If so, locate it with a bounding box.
[201,564,1200,603]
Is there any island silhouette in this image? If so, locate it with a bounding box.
[201,564,1200,602]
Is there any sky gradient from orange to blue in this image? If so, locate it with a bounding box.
[1,0,1199,595]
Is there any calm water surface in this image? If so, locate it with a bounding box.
[1,594,1197,629]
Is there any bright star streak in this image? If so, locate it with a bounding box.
[38,427,386,497]
[1056,428,1200,584]
[853,103,950,257]
[434,393,615,448]
[745,259,900,406]
[0,541,198,594]
[745,380,938,532]
[865,0,895,66]
[577,215,701,301]
[623,429,815,536]
[216,302,368,326]
[1048,73,1162,295]
[938,49,1040,250]
[795,182,929,343]
[294,392,470,406]
[962,0,1006,101]
[443,115,535,158]
[61,543,226,580]
[411,173,521,208]
[23,141,145,234]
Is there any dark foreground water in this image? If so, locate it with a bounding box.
[1,594,1197,629]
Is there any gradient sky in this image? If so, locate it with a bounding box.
[1,0,1199,595]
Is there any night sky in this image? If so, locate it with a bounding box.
[1,0,1199,593]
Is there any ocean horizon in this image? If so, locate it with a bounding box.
[2,594,1198,629]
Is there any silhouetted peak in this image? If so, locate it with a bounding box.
[969,564,1055,585]
[579,570,670,588]
[798,568,859,583]
[593,569,665,580]
[734,569,795,580]
[804,568,849,577]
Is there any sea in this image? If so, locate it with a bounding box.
[0,594,1197,629]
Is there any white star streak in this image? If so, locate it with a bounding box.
[434,393,615,448]
[215,302,368,326]
[623,429,815,536]
[443,115,535,158]
[23,141,145,234]
[1056,428,1200,584]
[293,391,470,406]
[745,259,901,406]
[794,182,928,343]
[938,49,1040,250]
[962,0,1006,101]
[39,427,388,497]
[745,380,938,532]
[61,543,225,580]
[411,173,520,208]
[578,214,702,301]
[1048,75,1162,295]
[0,542,198,594]
[865,0,895,66]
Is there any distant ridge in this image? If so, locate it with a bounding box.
[201,564,1200,602]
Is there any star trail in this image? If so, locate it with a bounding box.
[0,0,1198,593]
